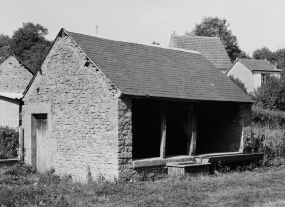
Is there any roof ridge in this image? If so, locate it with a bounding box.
[172,34,220,39]
[67,30,201,55]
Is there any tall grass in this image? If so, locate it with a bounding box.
[243,126,285,166]
[1,162,285,207]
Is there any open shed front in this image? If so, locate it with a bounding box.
[131,98,248,169]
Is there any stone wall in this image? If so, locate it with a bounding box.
[23,34,121,181]
[0,55,33,93]
[117,97,133,177]
[0,96,20,127]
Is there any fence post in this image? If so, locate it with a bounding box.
[19,126,24,161]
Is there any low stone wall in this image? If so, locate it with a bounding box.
[0,159,18,167]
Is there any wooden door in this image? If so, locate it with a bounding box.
[35,114,47,172]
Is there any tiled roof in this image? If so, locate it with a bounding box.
[64,30,252,103]
[237,58,281,72]
[169,35,232,71]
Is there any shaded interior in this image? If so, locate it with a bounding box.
[132,99,161,159]
[196,103,242,154]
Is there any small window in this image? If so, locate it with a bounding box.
[261,73,269,85]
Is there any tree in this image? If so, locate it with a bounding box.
[0,34,11,57]
[252,47,276,63]
[253,47,285,76]
[252,76,285,111]
[275,49,285,72]
[188,17,246,62]
[11,22,51,72]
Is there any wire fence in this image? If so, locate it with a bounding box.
[0,126,19,159]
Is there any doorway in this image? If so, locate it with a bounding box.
[32,114,48,172]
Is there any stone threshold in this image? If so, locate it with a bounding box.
[133,155,195,169]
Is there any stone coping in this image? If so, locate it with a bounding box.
[0,159,19,163]
[0,159,19,167]
[133,156,195,169]
[166,162,211,168]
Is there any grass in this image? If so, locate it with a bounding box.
[1,164,285,206]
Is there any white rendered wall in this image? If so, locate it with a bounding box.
[0,97,20,128]
[227,62,254,93]
[253,72,262,91]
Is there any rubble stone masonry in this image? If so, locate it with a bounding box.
[0,56,33,93]
[23,35,122,180]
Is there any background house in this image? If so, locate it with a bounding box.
[22,29,252,180]
[169,33,232,73]
[0,52,34,127]
[227,58,281,93]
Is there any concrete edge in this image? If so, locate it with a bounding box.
[0,159,19,167]
[133,156,195,169]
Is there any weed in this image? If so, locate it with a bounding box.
[3,161,36,177]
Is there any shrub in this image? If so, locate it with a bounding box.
[4,161,36,176]
[252,76,285,111]
[252,106,285,129]
[0,126,19,159]
[243,127,285,165]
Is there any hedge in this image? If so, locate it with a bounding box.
[0,126,19,159]
[243,127,285,162]
[252,106,285,129]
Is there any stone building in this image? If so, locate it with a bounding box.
[0,52,34,127]
[169,33,232,73]
[22,29,253,180]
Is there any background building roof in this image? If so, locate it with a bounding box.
[236,58,282,72]
[169,35,232,71]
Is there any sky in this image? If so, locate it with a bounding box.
[1,0,285,56]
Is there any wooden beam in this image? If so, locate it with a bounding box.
[187,109,192,154]
[189,106,197,156]
[160,101,166,158]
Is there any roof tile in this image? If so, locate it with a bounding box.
[66,30,252,103]
[237,58,281,72]
[170,35,232,71]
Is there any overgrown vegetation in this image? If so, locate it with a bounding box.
[243,127,285,166]
[1,162,285,206]
[252,106,285,129]
[252,76,285,111]
[0,126,19,159]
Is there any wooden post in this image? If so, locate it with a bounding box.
[187,108,192,155]
[160,101,166,158]
[19,126,24,161]
[189,106,197,156]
